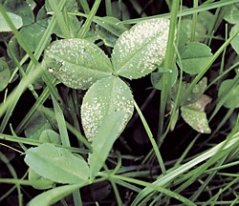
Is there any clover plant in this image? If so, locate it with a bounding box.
[23,18,170,205]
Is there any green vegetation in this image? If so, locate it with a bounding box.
[1,0,239,205]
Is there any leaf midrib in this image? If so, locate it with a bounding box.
[53,54,113,75]
[114,31,164,74]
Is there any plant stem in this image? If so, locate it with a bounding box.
[158,0,179,140]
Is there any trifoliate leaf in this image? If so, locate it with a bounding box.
[81,76,134,141]
[112,18,170,79]
[44,39,112,90]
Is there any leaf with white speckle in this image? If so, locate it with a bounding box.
[181,95,211,134]
[112,18,170,79]
[89,112,125,179]
[81,76,134,141]
[44,39,112,90]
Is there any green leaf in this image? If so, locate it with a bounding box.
[0,12,23,32]
[112,18,170,79]
[181,42,213,75]
[28,184,83,206]
[39,129,60,144]
[181,95,211,134]
[48,15,82,38]
[230,24,239,54]
[24,143,90,184]
[95,26,118,47]
[223,3,239,24]
[171,77,208,105]
[44,39,112,90]
[45,0,78,12]
[94,16,128,47]
[185,77,208,104]
[218,78,239,109]
[3,0,34,26]
[0,59,10,91]
[20,19,48,52]
[178,19,207,51]
[94,16,128,37]
[81,76,134,141]
[88,112,125,179]
[151,64,178,90]
[24,111,52,140]
[111,1,130,20]
[28,169,54,190]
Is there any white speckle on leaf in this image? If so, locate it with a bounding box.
[112,18,170,79]
[44,38,112,90]
[81,76,134,141]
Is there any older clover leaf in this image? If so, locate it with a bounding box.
[81,76,134,141]
[181,95,211,134]
[112,18,170,79]
[44,39,112,90]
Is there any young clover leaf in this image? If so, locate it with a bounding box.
[112,18,170,79]
[223,3,239,25]
[151,64,178,91]
[44,39,112,90]
[181,42,213,75]
[0,12,23,32]
[24,143,90,184]
[81,76,134,141]
[218,78,239,109]
[28,169,54,190]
